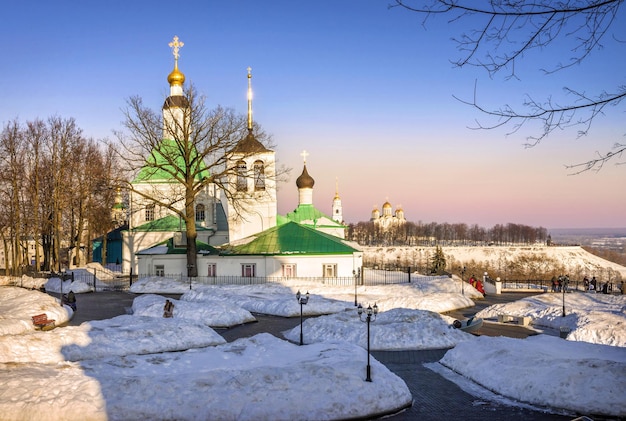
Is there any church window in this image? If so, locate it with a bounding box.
[195,204,206,222]
[241,263,256,277]
[254,160,265,191]
[323,264,337,278]
[236,160,247,191]
[282,264,296,278]
[145,204,155,221]
[207,263,217,277]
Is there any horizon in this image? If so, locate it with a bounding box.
[2,1,624,229]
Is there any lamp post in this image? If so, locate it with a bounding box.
[353,269,359,306]
[59,268,66,307]
[296,290,309,345]
[357,302,378,382]
[561,275,569,317]
[460,266,466,296]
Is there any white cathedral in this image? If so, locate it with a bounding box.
[118,37,359,279]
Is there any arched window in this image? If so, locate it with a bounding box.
[195,204,205,222]
[254,160,265,191]
[145,204,155,221]
[236,160,247,192]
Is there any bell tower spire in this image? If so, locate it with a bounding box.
[332,177,343,223]
[247,66,253,132]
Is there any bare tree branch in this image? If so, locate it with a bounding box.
[392,0,625,172]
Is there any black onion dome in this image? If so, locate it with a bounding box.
[296,165,315,189]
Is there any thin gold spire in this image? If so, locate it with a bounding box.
[247,67,253,131]
[334,177,340,199]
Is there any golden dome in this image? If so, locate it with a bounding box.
[383,201,392,209]
[167,65,185,86]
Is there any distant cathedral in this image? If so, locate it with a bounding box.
[371,200,406,229]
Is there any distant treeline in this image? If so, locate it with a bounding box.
[347,221,548,246]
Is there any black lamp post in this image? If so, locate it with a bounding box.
[561,275,569,317]
[353,269,359,306]
[59,268,66,307]
[296,290,309,345]
[357,302,378,382]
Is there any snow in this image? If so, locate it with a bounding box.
[1,271,625,419]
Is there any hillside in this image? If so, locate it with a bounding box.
[361,245,626,280]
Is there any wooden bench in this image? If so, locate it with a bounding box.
[497,314,532,326]
[32,314,56,330]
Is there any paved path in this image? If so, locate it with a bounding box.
[66,291,571,420]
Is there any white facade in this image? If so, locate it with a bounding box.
[138,252,363,279]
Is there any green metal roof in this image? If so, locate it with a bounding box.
[282,204,345,228]
[220,221,357,256]
[137,237,219,255]
[133,138,209,183]
[132,214,213,232]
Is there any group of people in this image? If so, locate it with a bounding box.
[583,276,619,294]
[551,275,570,292]
[467,275,485,296]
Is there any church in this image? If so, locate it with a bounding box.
[112,37,360,279]
[371,201,406,229]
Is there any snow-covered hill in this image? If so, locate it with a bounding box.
[362,245,626,280]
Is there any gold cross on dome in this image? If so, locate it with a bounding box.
[168,36,184,60]
[300,150,309,164]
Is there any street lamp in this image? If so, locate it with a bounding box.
[59,268,66,307]
[296,290,309,345]
[561,275,569,317]
[357,302,378,382]
[353,269,360,306]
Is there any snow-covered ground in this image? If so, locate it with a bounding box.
[0,272,624,419]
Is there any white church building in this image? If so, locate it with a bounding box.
[122,37,359,279]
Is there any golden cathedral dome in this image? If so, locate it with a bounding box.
[167,65,185,86]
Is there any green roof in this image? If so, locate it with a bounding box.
[133,138,209,183]
[137,237,219,255]
[282,204,345,228]
[133,214,213,232]
[221,221,357,256]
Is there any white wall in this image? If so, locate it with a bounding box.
[137,252,363,278]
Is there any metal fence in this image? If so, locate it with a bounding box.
[53,270,132,292]
[135,266,426,288]
[488,278,623,294]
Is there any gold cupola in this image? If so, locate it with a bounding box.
[167,64,185,86]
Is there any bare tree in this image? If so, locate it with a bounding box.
[114,84,283,277]
[45,117,84,271]
[393,0,625,172]
[0,119,26,273]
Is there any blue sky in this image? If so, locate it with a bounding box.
[2,1,625,229]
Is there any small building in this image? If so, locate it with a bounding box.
[137,221,362,278]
